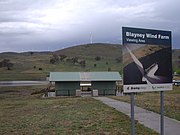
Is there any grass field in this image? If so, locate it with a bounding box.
[0,43,122,81]
[0,43,178,81]
[110,86,180,121]
[0,86,158,135]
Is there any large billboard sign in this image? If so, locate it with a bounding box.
[122,27,172,93]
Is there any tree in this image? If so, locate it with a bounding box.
[72,57,78,64]
[79,60,86,68]
[94,64,96,67]
[66,58,72,63]
[49,54,60,64]
[7,63,13,70]
[30,52,34,55]
[52,54,59,62]
[50,58,56,64]
[176,69,180,75]
[1,59,10,67]
[116,57,122,63]
[59,54,67,61]
[0,59,13,70]
[95,56,101,61]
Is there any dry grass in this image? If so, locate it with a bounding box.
[0,44,122,81]
[0,86,158,135]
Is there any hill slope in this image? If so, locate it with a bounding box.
[0,43,122,81]
[55,43,122,59]
[0,43,179,81]
[172,49,180,72]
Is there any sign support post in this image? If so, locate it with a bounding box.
[131,93,135,135]
[160,91,164,135]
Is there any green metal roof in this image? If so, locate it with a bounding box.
[89,72,121,81]
[50,72,80,81]
[50,72,121,82]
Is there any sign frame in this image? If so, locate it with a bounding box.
[122,27,172,135]
[122,27,172,93]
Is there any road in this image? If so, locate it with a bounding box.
[0,81,49,87]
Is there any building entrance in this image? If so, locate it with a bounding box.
[80,81,91,92]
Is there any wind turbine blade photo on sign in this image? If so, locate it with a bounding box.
[125,45,169,84]
[145,62,168,83]
[125,46,144,76]
[146,63,158,78]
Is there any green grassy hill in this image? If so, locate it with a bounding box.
[0,43,179,81]
[55,43,121,58]
[0,43,122,81]
[172,49,180,73]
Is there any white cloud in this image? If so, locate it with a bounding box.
[0,0,179,52]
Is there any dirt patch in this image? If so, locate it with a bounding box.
[0,89,31,96]
[0,90,20,94]
[20,90,32,95]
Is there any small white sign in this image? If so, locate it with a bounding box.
[124,83,172,93]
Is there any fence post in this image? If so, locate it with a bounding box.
[68,90,70,96]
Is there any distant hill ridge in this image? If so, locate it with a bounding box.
[0,43,180,73]
[0,43,179,81]
[0,43,178,57]
[55,43,122,58]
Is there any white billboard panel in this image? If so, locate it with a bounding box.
[122,27,172,93]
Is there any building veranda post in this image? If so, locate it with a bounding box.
[49,72,122,96]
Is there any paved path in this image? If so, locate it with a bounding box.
[94,97,180,135]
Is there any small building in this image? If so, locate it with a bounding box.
[50,72,80,96]
[49,72,121,96]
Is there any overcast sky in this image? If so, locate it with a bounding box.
[0,0,179,52]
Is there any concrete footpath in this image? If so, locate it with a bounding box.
[94,97,180,135]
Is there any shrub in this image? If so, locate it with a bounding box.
[116,57,122,63]
[30,52,34,55]
[50,58,56,64]
[59,54,67,61]
[95,56,101,61]
[79,60,86,68]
